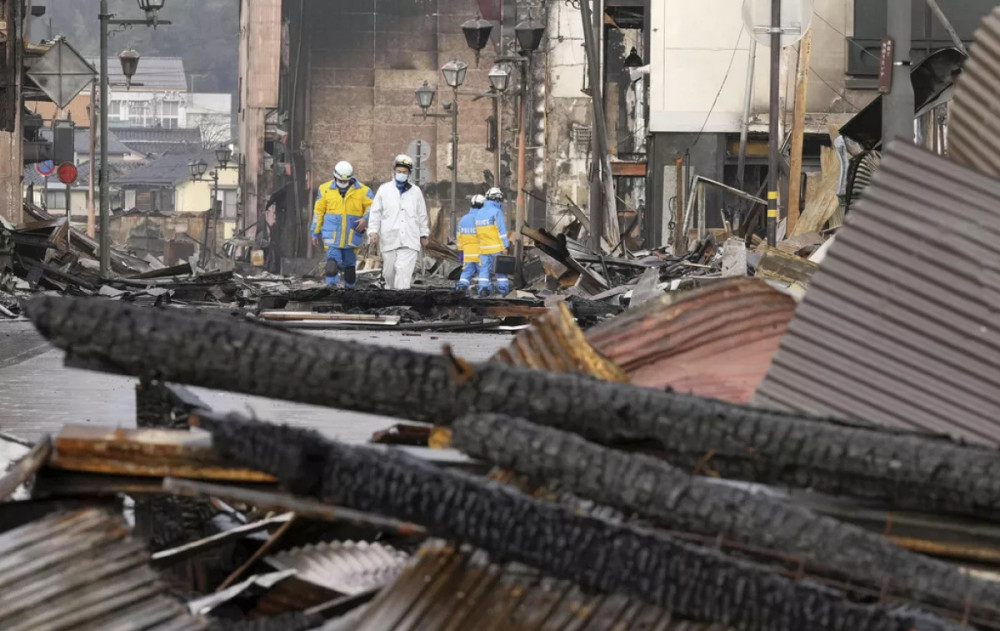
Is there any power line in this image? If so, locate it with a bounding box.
[809,65,862,110]
[684,27,745,153]
[812,11,881,63]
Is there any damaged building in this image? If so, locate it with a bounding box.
[239,0,652,271]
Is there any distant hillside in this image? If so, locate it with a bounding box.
[31,0,239,94]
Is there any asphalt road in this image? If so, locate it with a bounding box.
[0,319,511,442]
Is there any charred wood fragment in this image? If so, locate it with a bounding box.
[197,412,957,631]
[451,414,1000,619]
[27,296,1000,520]
[257,287,619,323]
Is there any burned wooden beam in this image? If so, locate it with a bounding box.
[256,287,620,324]
[49,425,275,483]
[196,411,958,631]
[451,414,1000,621]
[26,296,1000,520]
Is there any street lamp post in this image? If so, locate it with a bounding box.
[415,61,468,239]
[98,0,170,278]
[190,146,233,267]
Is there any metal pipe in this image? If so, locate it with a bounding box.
[451,86,459,240]
[925,0,968,57]
[514,60,527,279]
[87,81,96,238]
[99,0,110,276]
[737,39,757,192]
[579,0,619,248]
[883,0,915,145]
[767,0,780,246]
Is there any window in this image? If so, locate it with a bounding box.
[45,190,67,210]
[160,101,180,129]
[109,100,125,122]
[129,101,152,127]
[221,189,238,219]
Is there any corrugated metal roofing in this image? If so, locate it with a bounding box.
[948,6,1000,179]
[265,541,408,596]
[352,542,727,631]
[587,279,796,403]
[490,301,629,382]
[0,509,206,630]
[753,142,1000,445]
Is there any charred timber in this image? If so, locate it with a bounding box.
[257,287,619,322]
[451,414,1000,619]
[27,296,1000,520]
[198,412,957,631]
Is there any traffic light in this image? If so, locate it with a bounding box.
[52,120,75,165]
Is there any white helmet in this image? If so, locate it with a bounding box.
[333,161,354,182]
[394,154,414,172]
[485,187,504,202]
[471,194,486,209]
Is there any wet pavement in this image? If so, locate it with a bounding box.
[0,320,511,443]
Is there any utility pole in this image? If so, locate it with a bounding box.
[766,0,780,246]
[882,0,914,146]
[579,0,619,252]
[87,81,96,238]
[99,0,110,276]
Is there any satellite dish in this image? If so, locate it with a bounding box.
[742,0,814,48]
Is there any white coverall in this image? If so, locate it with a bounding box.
[369,180,430,290]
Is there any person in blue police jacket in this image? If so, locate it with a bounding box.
[475,187,510,296]
[311,161,374,287]
[455,194,486,292]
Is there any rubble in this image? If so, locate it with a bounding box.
[4,14,1000,631]
[196,412,962,631]
[451,413,1000,620]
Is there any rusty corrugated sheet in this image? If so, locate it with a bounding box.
[586,279,797,403]
[753,142,1000,445]
[265,541,408,595]
[352,542,728,631]
[948,6,1000,178]
[490,301,629,382]
[0,509,206,630]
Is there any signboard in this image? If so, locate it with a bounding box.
[878,37,895,94]
[26,40,96,108]
[36,160,55,177]
[741,0,814,48]
[57,163,78,185]
[407,139,431,186]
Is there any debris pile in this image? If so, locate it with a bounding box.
[5,10,1000,631]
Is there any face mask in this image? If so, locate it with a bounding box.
[395,173,409,183]
[336,179,350,188]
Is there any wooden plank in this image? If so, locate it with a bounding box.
[755,246,820,286]
[0,436,50,500]
[787,29,813,234]
[791,145,841,237]
[51,425,275,482]
[163,477,427,536]
[610,162,647,177]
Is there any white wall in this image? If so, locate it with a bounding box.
[650,0,855,133]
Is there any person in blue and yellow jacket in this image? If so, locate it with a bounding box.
[311,161,374,287]
[455,194,486,292]
[475,187,510,296]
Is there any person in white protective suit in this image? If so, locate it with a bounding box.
[368,154,431,290]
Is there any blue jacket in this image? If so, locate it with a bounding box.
[312,178,374,250]
[475,200,509,254]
